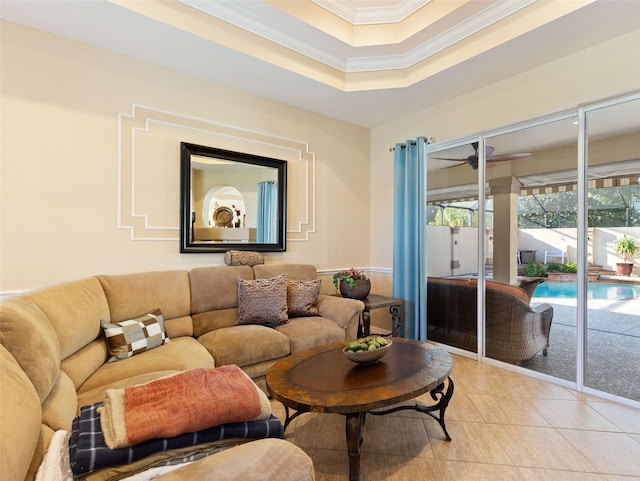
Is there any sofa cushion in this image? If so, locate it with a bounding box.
[153,438,314,481]
[275,317,344,353]
[77,370,180,409]
[237,275,288,328]
[192,308,240,337]
[24,277,109,360]
[41,371,77,432]
[0,296,61,402]
[253,263,317,281]
[61,338,109,390]
[287,279,320,317]
[164,315,194,339]
[97,271,192,327]
[190,266,254,315]
[198,325,290,367]
[77,338,214,394]
[241,361,279,385]
[0,345,42,481]
[101,309,170,362]
[315,295,364,339]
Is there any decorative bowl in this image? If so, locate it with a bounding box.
[343,339,392,364]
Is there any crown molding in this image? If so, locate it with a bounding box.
[310,0,429,25]
[181,0,534,74]
[346,0,534,72]
[180,0,349,70]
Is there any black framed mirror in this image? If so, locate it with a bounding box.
[180,142,287,253]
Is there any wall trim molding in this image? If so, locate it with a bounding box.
[117,104,316,242]
[318,267,392,276]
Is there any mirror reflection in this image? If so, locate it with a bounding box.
[180,143,287,253]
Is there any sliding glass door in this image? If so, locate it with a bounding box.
[584,97,640,401]
[484,117,578,381]
[425,92,640,405]
[426,140,480,353]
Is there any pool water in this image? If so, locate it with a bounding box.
[533,282,640,300]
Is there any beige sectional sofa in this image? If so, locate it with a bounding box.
[0,263,364,481]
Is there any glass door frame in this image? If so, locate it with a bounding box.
[426,91,640,409]
[581,93,640,405]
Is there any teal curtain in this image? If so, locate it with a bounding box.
[257,181,277,243]
[392,137,428,340]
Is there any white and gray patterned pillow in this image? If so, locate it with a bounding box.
[287,279,321,317]
[101,309,170,362]
[237,274,289,327]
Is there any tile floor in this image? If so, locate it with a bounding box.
[270,354,640,481]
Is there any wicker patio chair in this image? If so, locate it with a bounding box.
[427,277,553,363]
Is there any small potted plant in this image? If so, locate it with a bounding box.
[333,268,371,300]
[613,235,639,276]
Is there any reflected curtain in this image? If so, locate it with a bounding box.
[257,181,277,243]
[392,137,428,340]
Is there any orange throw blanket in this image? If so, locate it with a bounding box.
[98,365,271,449]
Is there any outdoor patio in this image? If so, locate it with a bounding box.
[520,287,640,402]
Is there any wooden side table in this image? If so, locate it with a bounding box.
[360,294,404,338]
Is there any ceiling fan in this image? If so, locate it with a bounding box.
[433,142,532,170]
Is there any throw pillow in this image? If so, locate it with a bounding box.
[287,279,320,317]
[237,274,288,327]
[101,309,169,362]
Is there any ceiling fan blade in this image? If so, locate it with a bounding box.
[432,157,468,162]
[488,152,532,162]
[441,162,466,169]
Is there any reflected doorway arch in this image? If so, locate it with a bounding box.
[202,185,246,228]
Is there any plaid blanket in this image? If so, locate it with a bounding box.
[69,402,283,477]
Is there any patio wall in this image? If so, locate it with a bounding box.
[518,227,640,275]
[427,225,480,277]
[427,226,640,277]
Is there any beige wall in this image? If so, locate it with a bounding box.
[3,20,639,297]
[0,20,370,293]
[370,29,640,286]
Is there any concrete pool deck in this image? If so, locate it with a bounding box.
[597,274,640,284]
[519,293,640,402]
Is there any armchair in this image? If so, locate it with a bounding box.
[427,277,553,362]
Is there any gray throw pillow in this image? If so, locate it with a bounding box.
[287,279,321,317]
[237,274,289,327]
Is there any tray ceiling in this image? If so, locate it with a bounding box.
[1,0,639,127]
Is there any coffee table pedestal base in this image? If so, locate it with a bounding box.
[282,376,454,481]
[368,376,454,441]
[346,411,366,481]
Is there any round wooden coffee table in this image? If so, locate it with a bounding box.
[266,338,454,481]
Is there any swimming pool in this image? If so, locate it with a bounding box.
[533,282,640,300]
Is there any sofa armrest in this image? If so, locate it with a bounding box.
[316,295,364,339]
[154,438,314,481]
[532,302,554,339]
[531,302,553,315]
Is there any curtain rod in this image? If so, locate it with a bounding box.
[389,136,433,152]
